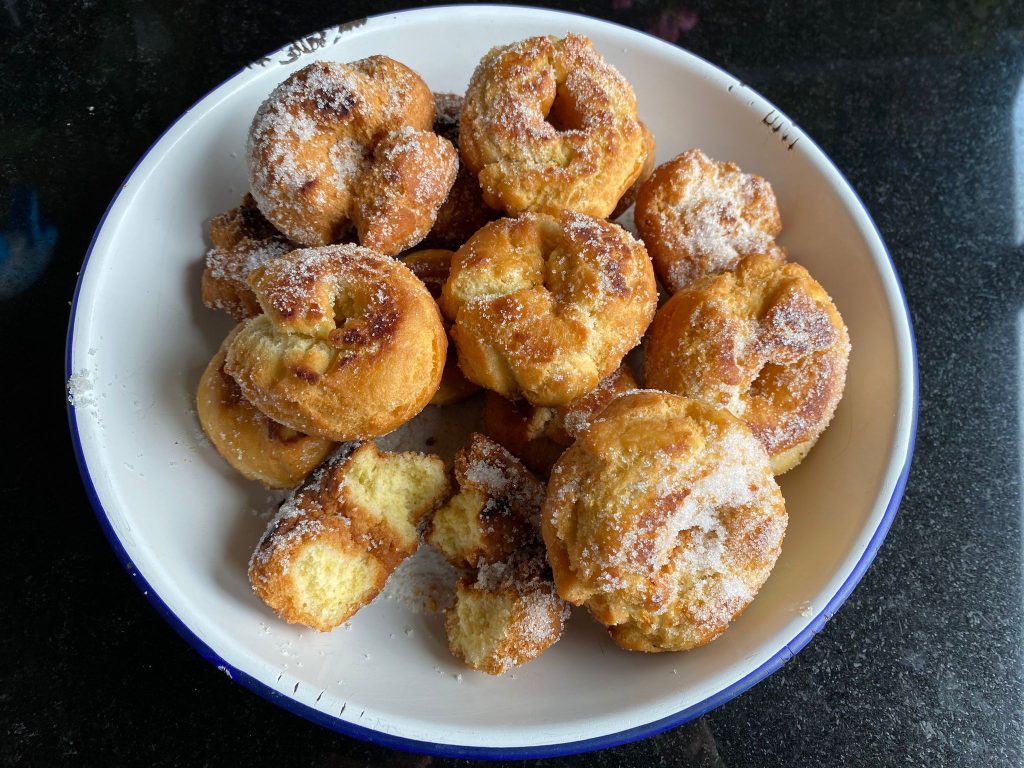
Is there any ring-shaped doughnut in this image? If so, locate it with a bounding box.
[460,34,647,218]
[635,149,783,292]
[440,211,656,406]
[644,254,850,474]
[225,244,447,441]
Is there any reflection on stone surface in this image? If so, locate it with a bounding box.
[0,184,56,299]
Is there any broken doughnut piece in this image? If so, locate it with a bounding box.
[445,547,569,675]
[248,442,450,631]
[426,433,544,569]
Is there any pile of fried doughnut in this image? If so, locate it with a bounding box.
[196,33,850,675]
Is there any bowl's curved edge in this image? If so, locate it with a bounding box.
[65,4,919,760]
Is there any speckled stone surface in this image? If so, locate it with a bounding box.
[3,1,1023,765]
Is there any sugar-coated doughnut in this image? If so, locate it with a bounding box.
[197,327,336,488]
[225,244,446,441]
[542,391,787,652]
[635,149,783,292]
[445,546,569,675]
[610,121,656,220]
[440,211,657,406]
[426,433,544,569]
[202,195,296,321]
[644,254,850,474]
[460,34,647,218]
[400,248,480,406]
[249,442,450,631]
[248,58,457,254]
[482,364,638,476]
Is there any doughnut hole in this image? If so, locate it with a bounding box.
[545,81,587,133]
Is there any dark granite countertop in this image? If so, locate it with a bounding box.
[4,1,1022,765]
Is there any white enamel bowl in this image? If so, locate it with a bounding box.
[66,5,917,759]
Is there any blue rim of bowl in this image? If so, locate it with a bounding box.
[64,5,919,760]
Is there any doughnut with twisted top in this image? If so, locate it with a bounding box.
[440,211,657,407]
[225,244,447,441]
[247,58,457,254]
[644,254,850,474]
[635,149,783,292]
[460,34,648,218]
[542,390,787,652]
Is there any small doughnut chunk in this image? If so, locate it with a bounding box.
[401,248,480,406]
[644,254,850,474]
[610,121,656,220]
[421,93,499,249]
[247,58,458,254]
[635,149,783,292]
[197,327,336,488]
[440,211,657,406]
[225,244,447,441]
[445,547,570,675]
[249,442,451,631]
[542,391,787,652]
[483,364,638,476]
[460,34,648,218]
[427,433,544,569]
[202,195,296,320]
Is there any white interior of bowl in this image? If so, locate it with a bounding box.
[67,5,915,752]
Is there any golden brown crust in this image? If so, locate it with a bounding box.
[440,211,657,406]
[248,442,450,631]
[224,244,447,441]
[197,326,336,488]
[352,126,459,254]
[635,149,783,292]
[541,391,787,652]
[247,58,457,253]
[421,93,499,249]
[644,254,850,474]
[426,433,544,569]
[610,121,656,220]
[482,365,638,475]
[202,195,296,320]
[444,547,569,675]
[400,248,481,406]
[460,34,647,218]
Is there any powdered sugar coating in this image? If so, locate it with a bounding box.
[441,211,656,406]
[635,148,783,292]
[202,196,298,320]
[542,391,787,652]
[645,254,850,474]
[460,435,545,523]
[447,546,570,675]
[247,57,455,254]
[459,34,647,218]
